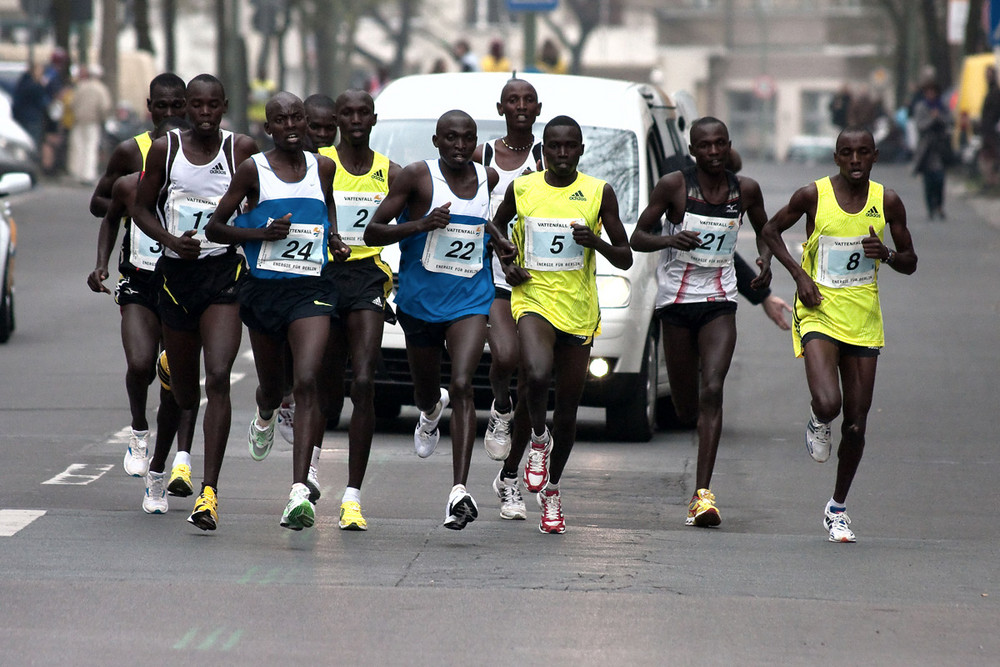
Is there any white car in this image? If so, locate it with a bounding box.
[0,172,33,343]
[366,72,691,441]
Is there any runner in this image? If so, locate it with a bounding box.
[87,115,200,513]
[630,116,772,528]
[316,89,401,531]
[492,115,632,533]
[761,126,916,542]
[364,110,503,530]
[131,74,259,531]
[471,77,543,462]
[205,91,347,531]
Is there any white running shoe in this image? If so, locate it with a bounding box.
[443,485,478,530]
[280,483,316,531]
[248,411,276,461]
[276,403,295,445]
[123,430,150,477]
[523,428,552,492]
[142,471,168,514]
[824,509,856,543]
[484,401,513,461]
[806,414,832,463]
[414,388,450,458]
[492,471,526,520]
[305,465,321,503]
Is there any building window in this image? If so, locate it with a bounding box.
[727,90,777,160]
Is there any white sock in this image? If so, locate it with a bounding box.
[172,451,191,467]
[826,498,846,513]
[148,470,166,480]
[532,428,549,444]
[131,428,149,437]
[425,400,443,421]
[343,487,361,504]
[451,483,467,496]
[311,446,321,467]
[544,481,559,493]
[256,409,275,427]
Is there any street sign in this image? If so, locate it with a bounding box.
[991,0,1000,46]
[506,0,558,12]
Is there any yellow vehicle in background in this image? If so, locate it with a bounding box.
[953,52,999,158]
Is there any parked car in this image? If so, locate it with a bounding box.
[362,72,692,441]
[0,88,40,182]
[0,171,33,343]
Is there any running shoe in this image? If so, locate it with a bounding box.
[824,508,856,543]
[443,485,478,530]
[142,471,168,514]
[305,464,321,503]
[156,350,171,391]
[492,471,526,520]
[414,388,450,458]
[123,430,150,477]
[686,488,722,527]
[806,414,832,463]
[522,429,552,492]
[167,463,193,497]
[280,483,315,531]
[484,401,513,461]
[187,486,219,531]
[276,402,295,445]
[339,501,367,531]
[537,487,566,534]
[248,410,276,461]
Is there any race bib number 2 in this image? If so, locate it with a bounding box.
[675,212,739,267]
[257,222,325,276]
[334,191,383,246]
[523,217,584,271]
[422,223,484,277]
[815,235,876,288]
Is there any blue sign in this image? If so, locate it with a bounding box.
[506,0,558,12]
[991,0,1000,46]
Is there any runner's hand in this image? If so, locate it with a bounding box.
[169,229,201,260]
[669,229,701,251]
[262,213,291,240]
[420,202,451,232]
[862,225,885,260]
[87,267,111,294]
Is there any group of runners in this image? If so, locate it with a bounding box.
[87,72,916,543]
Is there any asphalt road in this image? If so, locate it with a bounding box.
[1,160,997,665]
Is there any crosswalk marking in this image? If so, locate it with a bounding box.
[42,463,113,485]
[0,509,46,536]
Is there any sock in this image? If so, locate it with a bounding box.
[343,487,361,504]
[131,428,149,438]
[531,428,549,444]
[172,451,191,468]
[311,446,321,467]
[544,481,559,494]
[425,399,443,421]
[826,498,846,513]
[256,408,275,427]
[148,470,166,480]
[450,483,467,496]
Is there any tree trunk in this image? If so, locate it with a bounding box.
[920,0,951,90]
[964,0,987,54]
[51,0,72,60]
[162,0,177,72]
[134,0,154,54]
[100,0,118,106]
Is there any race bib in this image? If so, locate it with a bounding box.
[128,221,162,272]
[257,222,325,276]
[421,222,484,277]
[523,216,584,271]
[675,212,739,267]
[164,192,228,252]
[334,191,383,246]
[814,235,876,288]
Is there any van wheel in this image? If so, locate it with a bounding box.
[0,264,13,344]
[605,328,657,441]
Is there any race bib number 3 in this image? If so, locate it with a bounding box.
[675,212,739,267]
[128,221,162,272]
[257,222,325,276]
[815,235,876,288]
[524,217,584,271]
[422,223,484,277]
[334,191,383,246]
[165,192,227,252]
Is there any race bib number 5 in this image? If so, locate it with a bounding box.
[675,212,739,267]
[257,223,325,276]
[815,235,876,288]
[422,222,484,277]
[334,191,383,246]
[523,217,584,271]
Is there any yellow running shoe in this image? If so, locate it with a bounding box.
[167,463,193,497]
[187,486,218,531]
[339,501,367,531]
[686,488,721,527]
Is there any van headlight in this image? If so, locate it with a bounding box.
[588,357,610,378]
[596,275,630,308]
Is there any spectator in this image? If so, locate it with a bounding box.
[536,39,567,75]
[847,86,882,133]
[41,49,72,176]
[481,39,511,72]
[912,80,953,220]
[67,65,112,185]
[828,84,851,130]
[979,66,1000,189]
[429,58,449,74]
[12,61,49,148]
[453,40,479,72]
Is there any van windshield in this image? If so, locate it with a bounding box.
[370,120,639,223]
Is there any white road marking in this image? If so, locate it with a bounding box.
[42,464,114,485]
[0,509,46,536]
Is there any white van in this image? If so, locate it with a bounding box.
[365,72,691,441]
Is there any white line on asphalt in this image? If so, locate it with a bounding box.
[42,464,114,485]
[0,509,46,536]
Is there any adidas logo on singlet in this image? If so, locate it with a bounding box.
[865,205,880,218]
[372,169,385,182]
[208,162,227,175]
[568,189,587,201]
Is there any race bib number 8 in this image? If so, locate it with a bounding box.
[165,192,227,252]
[675,212,739,267]
[524,217,584,271]
[128,221,162,272]
[257,222,325,276]
[334,191,383,246]
[422,223,484,277]
[815,235,876,288]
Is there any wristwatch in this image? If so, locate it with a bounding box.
[885,248,896,265]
